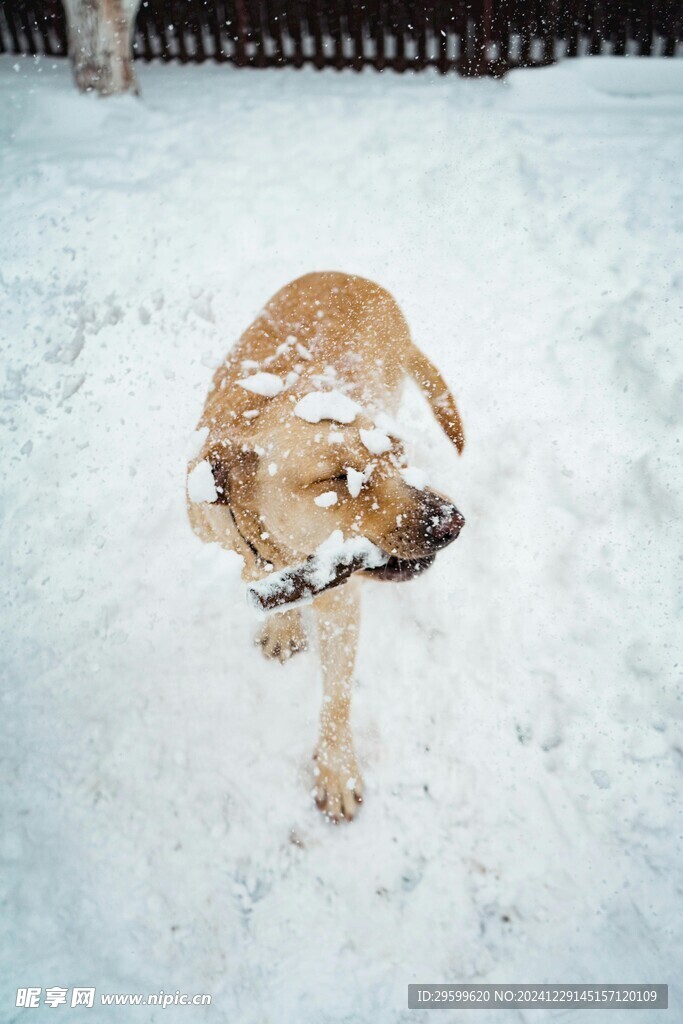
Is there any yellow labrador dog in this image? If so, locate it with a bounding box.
[187,272,465,822]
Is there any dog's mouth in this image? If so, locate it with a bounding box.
[363,553,436,582]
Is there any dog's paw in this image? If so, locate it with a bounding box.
[312,744,364,823]
[256,610,307,663]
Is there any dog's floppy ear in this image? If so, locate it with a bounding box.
[206,441,263,555]
[207,447,230,505]
[187,438,264,575]
[408,345,465,454]
[205,440,259,504]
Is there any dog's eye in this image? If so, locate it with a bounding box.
[312,473,346,487]
[313,473,348,485]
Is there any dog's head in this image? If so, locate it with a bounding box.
[207,392,464,585]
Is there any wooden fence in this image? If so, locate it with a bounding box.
[1,0,681,75]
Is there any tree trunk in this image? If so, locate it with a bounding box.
[63,0,140,96]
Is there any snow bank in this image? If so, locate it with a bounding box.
[1,55,682,1024]
[499,56,683,112]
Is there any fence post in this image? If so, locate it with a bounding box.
[62,0,140,94]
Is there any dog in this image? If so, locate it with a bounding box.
[187,272,465,822]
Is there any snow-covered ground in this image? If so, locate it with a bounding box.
[1,55,682,1023]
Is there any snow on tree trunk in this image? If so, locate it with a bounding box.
[63,0,140,96]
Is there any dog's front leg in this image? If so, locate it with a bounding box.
[257,609,307,663]
[312,581,363,822]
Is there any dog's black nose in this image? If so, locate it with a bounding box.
[424,496,465,549]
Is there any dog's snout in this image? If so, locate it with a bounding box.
[424,496,465,549]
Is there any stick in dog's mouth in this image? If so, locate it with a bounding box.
[247,532,386,612]
[247,532,441,612]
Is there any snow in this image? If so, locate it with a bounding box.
[1,54,682,1024]
[346,468,366,498]
[310,530,387,587]
[374,411,402,438]
[293,389,360,424]
[236,371,284,396]
[359,426,393,455]
[314,490,338,508]
[186,459,218,503]
[186,425,209,460]
[400,466,428,490]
